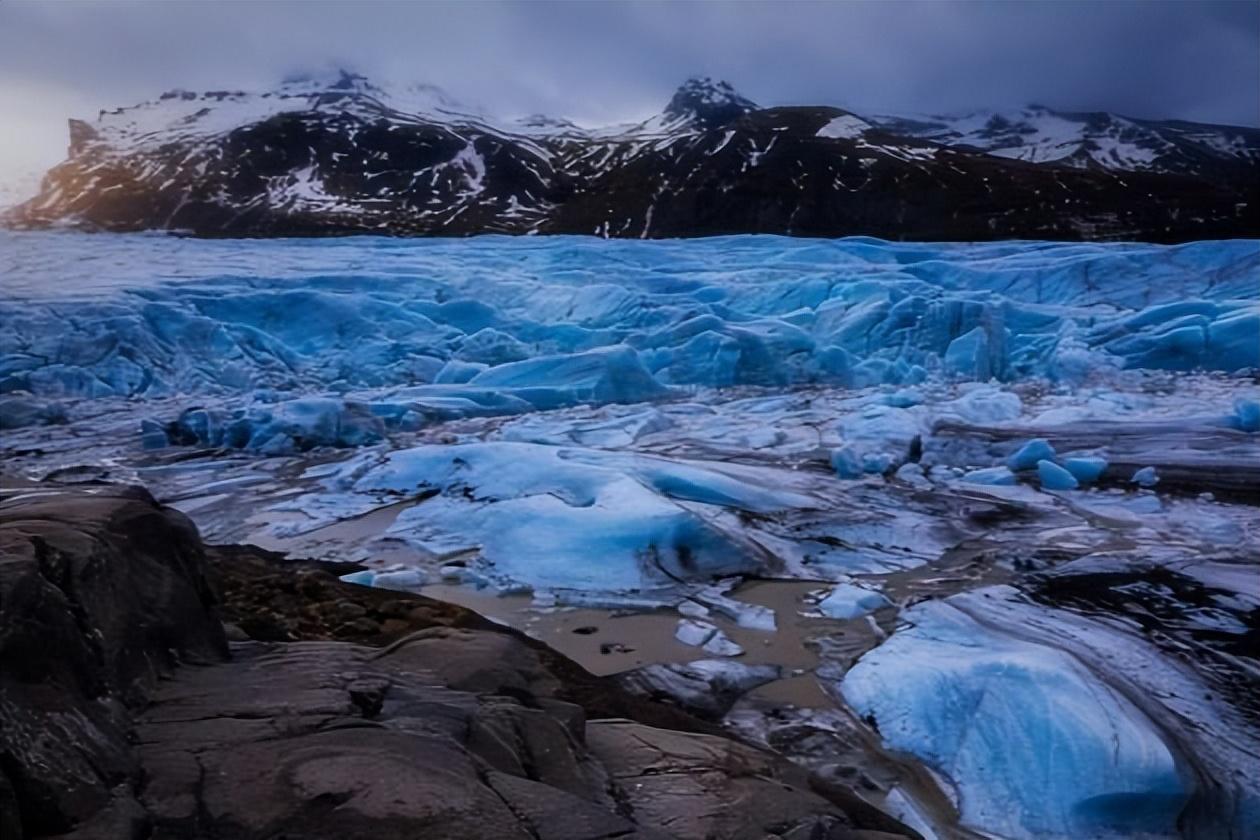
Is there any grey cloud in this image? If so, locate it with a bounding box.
[0,0,1256,191]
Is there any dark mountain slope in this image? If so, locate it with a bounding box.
[6,75,1257,241]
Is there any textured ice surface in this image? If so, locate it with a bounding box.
[0,395,68,429]
[157,398,389,452]
[842,593,1190,838]
[3,233,1257,405]
[310,441,816,590]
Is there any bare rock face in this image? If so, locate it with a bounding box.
[0,486,918,840]
[129,632,909,840]
[0,485,227,837]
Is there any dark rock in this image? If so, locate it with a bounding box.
[347,676,390,718]
[0,485,226,837]
[221,622,250,642]
[586,720,887,839]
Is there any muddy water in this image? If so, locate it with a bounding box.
[418,579,847,690]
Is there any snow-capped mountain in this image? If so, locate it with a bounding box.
[6,74,1257,240]
[871,105,1260,180]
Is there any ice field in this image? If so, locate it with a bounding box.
[2,231,1258,839]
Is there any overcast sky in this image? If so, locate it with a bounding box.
[1,0,1257,197]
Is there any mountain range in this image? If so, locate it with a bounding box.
[6,72,1258,241]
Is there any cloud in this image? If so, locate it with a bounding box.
[0,0,1255,194]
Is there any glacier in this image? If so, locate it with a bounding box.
[2,230,1258,840]
[2,233,1257,405]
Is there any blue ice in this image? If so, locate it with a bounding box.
[1037,459,1080,491]
[841,596,1190,839]
[1007,438,1057,471]
[2,234,1257,407]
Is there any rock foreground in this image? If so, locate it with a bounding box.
[0,484,916,840]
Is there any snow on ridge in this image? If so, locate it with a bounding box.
[870,104,1259,174]
[450,142,487,196]
[65,74,1259,183]
[817,114,872,140]
[85,74,500,154]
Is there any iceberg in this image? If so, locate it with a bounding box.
[1061,455,1109,485]
[841,595,1190,839]
[1231,397,1260,432]
[1007,438,1057,471]
[674,619,743,657]
[1036,459,1079,490]
[815,583,891,620]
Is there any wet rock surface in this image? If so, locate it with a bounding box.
[0,485,226,837]
[0,485,916,840]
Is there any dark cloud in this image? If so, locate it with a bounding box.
[1,0,1256,190]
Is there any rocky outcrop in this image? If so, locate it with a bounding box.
[616,660,784,720]
[0,485,917,839]
[0,486,226,837]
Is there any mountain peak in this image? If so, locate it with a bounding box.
[277,68,382,96]
[664,77,757,127]
[330,68,375,91]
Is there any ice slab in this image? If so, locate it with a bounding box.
[317,441,816,591]
[841,593,1190,839]
[1037,459,1079,490]
[1007,438,1056,471]
[961,466,1018,486]
[815,583,891,620]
